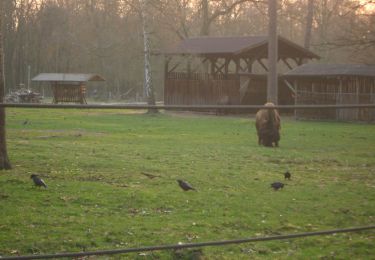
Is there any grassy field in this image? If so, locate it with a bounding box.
[0,108,374,259]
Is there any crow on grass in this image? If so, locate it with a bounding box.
[30,174,47,188]
[284,171,291,180]
[177,179,196,191]
[271,182,284,191]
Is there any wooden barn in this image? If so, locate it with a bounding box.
[284,64,375,121]
[163,35,319,106]
[32,73,105,104]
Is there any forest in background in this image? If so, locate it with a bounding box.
[1,0,374,101]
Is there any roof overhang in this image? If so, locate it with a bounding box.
[32,73,105,83]
[284,64,375,78]
[164,35,320,60]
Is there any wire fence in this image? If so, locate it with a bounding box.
[1,226,374,260]
[1,103,375,110]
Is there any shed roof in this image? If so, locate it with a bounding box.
[284,64,375,77]
[165,35,319,59]
[32,73,105,82]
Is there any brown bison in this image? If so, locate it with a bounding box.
[255,102,281,147]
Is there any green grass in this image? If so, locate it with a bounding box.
[1,109,374,259]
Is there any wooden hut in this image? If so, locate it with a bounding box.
[163,35,319,106]
[32,73,105,104]
[284,64,375,121]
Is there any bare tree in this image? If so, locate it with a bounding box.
[314,0,375,63]
[304,0,314,50]
[0,1,12,170]
[267,0,278,104]
[140,0,157,112]
[199,0,265,36]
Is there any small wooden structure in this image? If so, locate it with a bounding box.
[163,36,319,106]
[284,64,375,121]
[32,73,105,104]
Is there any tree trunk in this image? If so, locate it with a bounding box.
[267,0,278,104]
[141,0,157,113]
[200,0,210,36]
[304,0,314,50]
[0,2,12,170]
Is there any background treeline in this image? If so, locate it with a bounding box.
[2,0,374,101]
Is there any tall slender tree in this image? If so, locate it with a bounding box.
[0,0,12,170]
[140,0,157,113]
[267,0,278,104]
[304,0,314,50]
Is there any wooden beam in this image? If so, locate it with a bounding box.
[240,78,250,103]
[216,62,226,75]
[282,58,293,70]
[168,62,181,73]
[257,59,269,72]
[283,79,296,93]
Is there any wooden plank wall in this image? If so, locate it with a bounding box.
[53,84,86,104]
[165,72,240,105]
[296,77,375,122]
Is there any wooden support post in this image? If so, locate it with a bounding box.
[371,81,375,121]
[224,58,230,76]
[246,58,254,73]
[164,56,170,78]
[356,77,360,120]
[337,78,343,120]
[187,57,191,79]
[234,58,240,74]
[210,58,217,75]
[294,80,298,120]
[52,82,57,104]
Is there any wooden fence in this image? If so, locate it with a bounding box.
[294,77,375,121]
[165,72,240,105]
[52,84,87,104]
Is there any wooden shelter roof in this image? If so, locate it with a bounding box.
[165,35,320,60]
[284,64,375,78]
[32,73,105,83]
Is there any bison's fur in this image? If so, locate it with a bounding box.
[255,102,281,147]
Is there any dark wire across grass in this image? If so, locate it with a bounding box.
[1,226,374,260]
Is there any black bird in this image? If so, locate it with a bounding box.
[284,171,291,180]
[23,119,29,125]
[177,179,196,191]
[30,174,47,188]
[271,182,284,191]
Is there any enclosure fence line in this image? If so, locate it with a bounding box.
[1,226,374,260]
[1,103,375,110]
